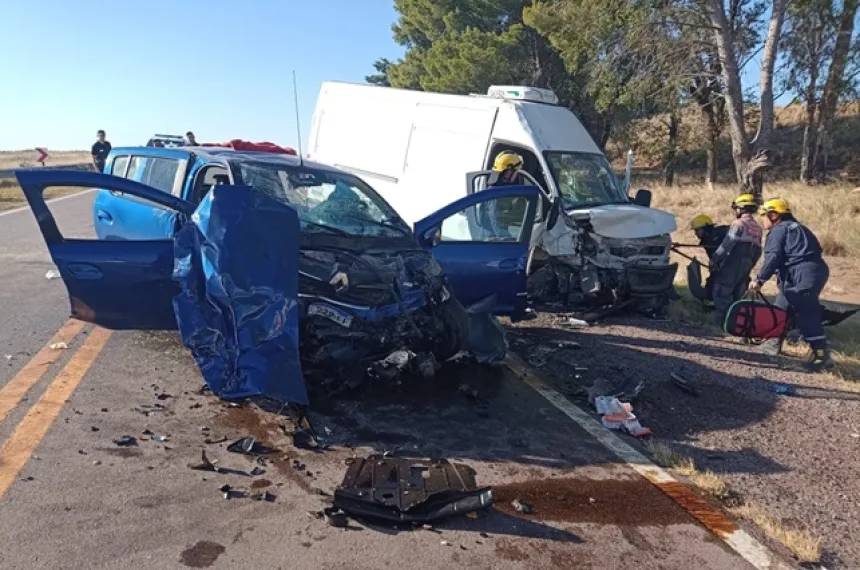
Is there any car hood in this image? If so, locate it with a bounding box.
[568,204,677,239]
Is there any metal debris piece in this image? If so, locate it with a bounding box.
[333,455,493,523]
[188,450,220,473]
[152,435,169,442]
[250,466,266,477]
[112,435,137,447]
[323,507,348,527]
[220,484,233,500]
[670,372,700,397]
[250,491,276,503]
[227,437,275,456]
[49,342,69,350]
[511,499,533,514]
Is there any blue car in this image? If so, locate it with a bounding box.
[16,144,542,387]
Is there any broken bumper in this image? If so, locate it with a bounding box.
[625,263,678,297]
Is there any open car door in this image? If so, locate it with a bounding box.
[16,169,195,330]
[414,185,540,317]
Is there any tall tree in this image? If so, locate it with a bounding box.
[780,0,834,182]
[704,0,789,201]
[812,0,859,181]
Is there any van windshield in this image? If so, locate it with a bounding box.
[235,162,413,240]
[543,152,628,210]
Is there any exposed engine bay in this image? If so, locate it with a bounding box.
[528,205,678,311]
[295,243,483,396]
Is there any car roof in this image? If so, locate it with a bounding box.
[109,146,342,173]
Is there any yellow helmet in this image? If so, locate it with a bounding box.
[733,193,756,208]
[690,214,713,230]
[759,198,791,216]
[493,151,524,173]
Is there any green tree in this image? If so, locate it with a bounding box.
[366,58,393,87]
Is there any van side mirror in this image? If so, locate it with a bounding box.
[633,189,652,208]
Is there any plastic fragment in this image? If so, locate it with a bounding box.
[511,499,533,514]
[112,435,137,447]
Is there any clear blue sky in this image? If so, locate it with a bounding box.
[0,0,404,151]
[0,0,773,152]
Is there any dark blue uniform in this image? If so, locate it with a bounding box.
[755,219,829,349]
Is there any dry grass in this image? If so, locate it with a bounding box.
[646,441,821,563]
[650,179,860,259]
[730,503,822,563]
[645,441,728,498]
[0,149,90,170]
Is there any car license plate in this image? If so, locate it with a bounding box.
[307,303,354,328]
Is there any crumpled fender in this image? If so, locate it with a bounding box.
[172,185,307,405]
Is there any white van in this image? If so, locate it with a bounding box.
[308,81,678,308]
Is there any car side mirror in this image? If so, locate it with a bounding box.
[419,226,441,247]
[633,189,652,208]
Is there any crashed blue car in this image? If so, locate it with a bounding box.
[16,145,542,402]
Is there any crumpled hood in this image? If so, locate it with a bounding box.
[569,204,677,239]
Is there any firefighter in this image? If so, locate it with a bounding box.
[488,151,526,187]
[708,194,764,323]
[690,214,729,264]
[749,198,832,371]
[481,151,526,238]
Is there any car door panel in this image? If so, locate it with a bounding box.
[94,150,189,241]
[17,169,195,330]
[414,186,539,317]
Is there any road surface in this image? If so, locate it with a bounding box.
[0,192,777,569]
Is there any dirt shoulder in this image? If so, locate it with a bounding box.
[508,312,860,568]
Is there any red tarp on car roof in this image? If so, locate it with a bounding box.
[201,139,297,155]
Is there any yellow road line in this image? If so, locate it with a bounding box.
[0,327,112,500]
[0,320,86,424]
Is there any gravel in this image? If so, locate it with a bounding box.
[508,311,860,568]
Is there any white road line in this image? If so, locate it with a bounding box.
[505,355,793,570]
[0,189,96,218]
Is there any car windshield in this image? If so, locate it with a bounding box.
[236,162,413,239]
[544,152,628,210]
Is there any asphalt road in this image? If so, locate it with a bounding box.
[0,193,768,569]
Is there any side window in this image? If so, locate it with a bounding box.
[141,158,181,195]
[440,195,531,243]
[111,155,129,177]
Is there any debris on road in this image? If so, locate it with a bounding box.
[188,450,221,473]
[249,466,266,477]
[227,437,275,456]
[588,375,645,404]
[566,317,590,328]
[323,507,349,527]
[204,436,228,445]
[594,397,652,437]
[332,455,493,523]
[49,342,69,350]
[670,372,700,397]
[45,270,61,280]
[250,490,276,502]
[511,498,534,514]
[112,435,137,447]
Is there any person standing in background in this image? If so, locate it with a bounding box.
[186,131,199,146]
[91,130,111,172]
